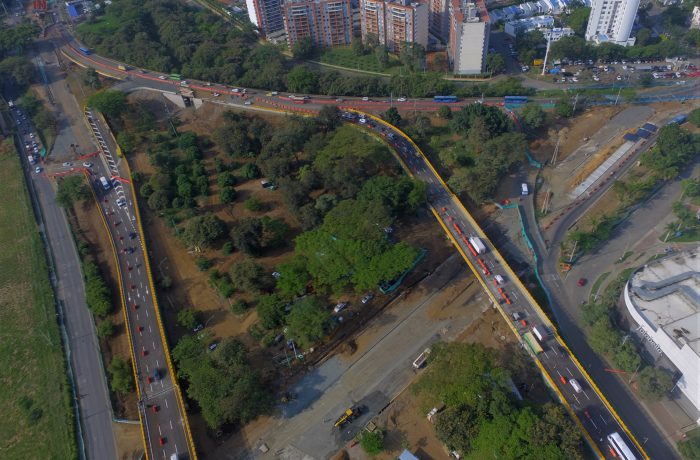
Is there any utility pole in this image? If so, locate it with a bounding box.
[572,92,580,113]
[614,86,622,105]
[568,239,578,263]
[550,135,561,167]
[541,33,552,76]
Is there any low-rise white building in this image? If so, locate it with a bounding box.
[624,249,700,421]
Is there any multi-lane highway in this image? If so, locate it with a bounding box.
[9,101,119,460]
[81,109,195,460]
[344,111,652,459]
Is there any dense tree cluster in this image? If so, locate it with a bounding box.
[581,271,675,401]
[414,343,583,458]
[83,260,113,317]
[56,176,90,208]
[173,337,272,429]
[642,124,700,180]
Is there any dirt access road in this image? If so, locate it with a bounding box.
[220,253,490,459]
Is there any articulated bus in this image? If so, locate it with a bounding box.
[607,432,637,460]
[169,74,182,81]
[433,95,458,103]
[288,95,309,104]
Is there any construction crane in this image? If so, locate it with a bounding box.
[334,407,362,428]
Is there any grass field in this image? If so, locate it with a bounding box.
[318,46,400,74]
[0,140,76,459]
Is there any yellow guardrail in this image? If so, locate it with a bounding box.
[82,110,197,459]
[349,109,649,459]
[121,154,198,460]
[84,171,150,458]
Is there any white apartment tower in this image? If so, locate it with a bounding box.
[585,0,640,46]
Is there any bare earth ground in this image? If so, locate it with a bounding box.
[112,421,144,460]
[72,195,139,419]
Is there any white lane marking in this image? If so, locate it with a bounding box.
[164,399,169,409]
[590,419,599,431]
[158,425,162,436]
[566,367,574,377]
[145,364,150,372]
[599,414,607,425]
[556,370,563,378]
[156,360,160,367]
[542,351,550,360]
[149,325,153,333]
[572,394,580,405]
[145,309,150,318]
[170,419,173,430]
[153,341,156,350]
[583,390,591,401]
[136,314,139,321]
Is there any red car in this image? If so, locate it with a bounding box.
[577,278,587,287]
[559,376,567,385]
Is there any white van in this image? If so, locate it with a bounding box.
[521,183,529,196]
[99,176,110,191]
[494,274,505,284]
[28,155,36,165]
[569,379,583,393]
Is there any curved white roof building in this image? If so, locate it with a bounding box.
[624,249,700,421]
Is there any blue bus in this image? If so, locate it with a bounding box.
[78,46,91,55]
[434,95,458,103]
[504,95,528,104]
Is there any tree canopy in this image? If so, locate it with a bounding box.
[172,336,272,429]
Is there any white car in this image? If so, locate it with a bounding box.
[333,302,348,313]
[244,101,252,105]
[116,197,127,207]
[62,162,72,167]
[82,162,93,168]
[35,166,42,173]
[212,92,220,97]
[361,293,374,304]
[158,75,167,80]
[362,97,369,101]
[397,97,407,102]
[232,88,241,93]
[29,133,35,138]
[358,117,366,124]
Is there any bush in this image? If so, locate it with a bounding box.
[209,271,234,298]
[56,176,89,208]
[230,299,249,315]
[107,357,133,394]
[637,367,674,401]
[96,319,116,339]
[221,241,234,255]
[195,257,213,271]
[678,436,700,460]
[245,197,264,212]
[177,308,200,330]
[359,430,384,456]
[83,261,112,317]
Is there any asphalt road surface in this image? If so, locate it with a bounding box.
[82,110,194,460]
[347,113,652,459]
[9,106,118,459]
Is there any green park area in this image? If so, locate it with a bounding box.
[0,140,76,459]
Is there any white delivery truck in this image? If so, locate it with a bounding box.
[468,236,487,254]
[99,176,111,191]
[532,326,547,342]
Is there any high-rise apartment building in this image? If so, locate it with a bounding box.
[429,0,449,40]
[360,0,387,44]
[283,0,353,47]
[359,0,428,53]
[448,0,489,75]
[585,0,640,46]
[246,0,285,37]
